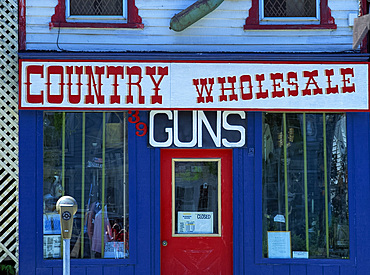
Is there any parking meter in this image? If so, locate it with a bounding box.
[56,196,78,238]
[56,196,77,275]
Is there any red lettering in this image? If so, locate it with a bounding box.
[287,72,298,96]
[46,66,64,104]
[193,78,214,103]
[107,66,124,104]
[146,66,168,104]
[340,68,355,93]
[325,69,339,94]
[84,66,105,104]
[217,76,238,102]
[270,73,284,98]
[126,66,144,104]
[239,75,253,100]
[302,70,323,96]
[25,65,44,104]
[66,66,82,104]
[255,74,268,99]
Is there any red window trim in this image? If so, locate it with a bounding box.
[244,0,336,30]
[50,0,143,29]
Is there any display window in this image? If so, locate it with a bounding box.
[262,113,349,259]
[43,112,129,259]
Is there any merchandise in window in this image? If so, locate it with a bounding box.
[244,0,336,29]
[262,113,349,259]
[43,112,129,259]
[50,0,143,28]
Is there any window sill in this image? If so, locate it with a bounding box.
[244,23,337,30]
[256,257,354,266]
[49,21,144,29]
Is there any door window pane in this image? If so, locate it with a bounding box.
[43,112,129,259]
[262,113,349,259]
[173,160,220,235]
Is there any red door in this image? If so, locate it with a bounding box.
[160,149,233,275]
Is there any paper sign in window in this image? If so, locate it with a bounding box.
[178,212,213,234]
[267,231,291,258]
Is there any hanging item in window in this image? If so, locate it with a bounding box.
[43,112,129,259]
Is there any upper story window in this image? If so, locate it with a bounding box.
[245,0,336,29]
[50,0,143,29]
[263,0,317,20]
[67,0,125,22]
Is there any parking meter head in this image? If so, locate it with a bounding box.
[56,196,78,215]
[56,196,78,239]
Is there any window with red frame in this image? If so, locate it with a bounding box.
[50,0,143,29]
[244,0,336,29]
[69,0,123,16]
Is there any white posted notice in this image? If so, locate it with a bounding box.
[267,231,291,258]
[178,212,213,234]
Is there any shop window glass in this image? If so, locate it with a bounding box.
[262,113,349,259]
[43,112,129,259]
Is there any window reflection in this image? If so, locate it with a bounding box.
[43,112,129,259]
[262,113,349,259]
[174,161,219,235]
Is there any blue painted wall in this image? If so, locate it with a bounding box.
[19,110,370,274]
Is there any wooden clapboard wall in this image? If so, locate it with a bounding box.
[24,0,359,52]
[0,0,19,272]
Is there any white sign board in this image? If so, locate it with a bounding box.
[178,212,213,234]
[19,60,370,111]
[267,231,291,258]
[293,251,309,258]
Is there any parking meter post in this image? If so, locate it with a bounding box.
[63,239,70,275]
[56,196,78,275]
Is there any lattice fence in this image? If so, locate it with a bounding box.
[0,0,19,272]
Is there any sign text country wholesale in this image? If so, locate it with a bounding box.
[19,61,370,111]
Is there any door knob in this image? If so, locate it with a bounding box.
[162,240,168,246]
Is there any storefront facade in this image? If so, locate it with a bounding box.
[18,0,370,273]
[17,54,370,274]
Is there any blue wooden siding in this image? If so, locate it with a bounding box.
[19,110,370,274]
